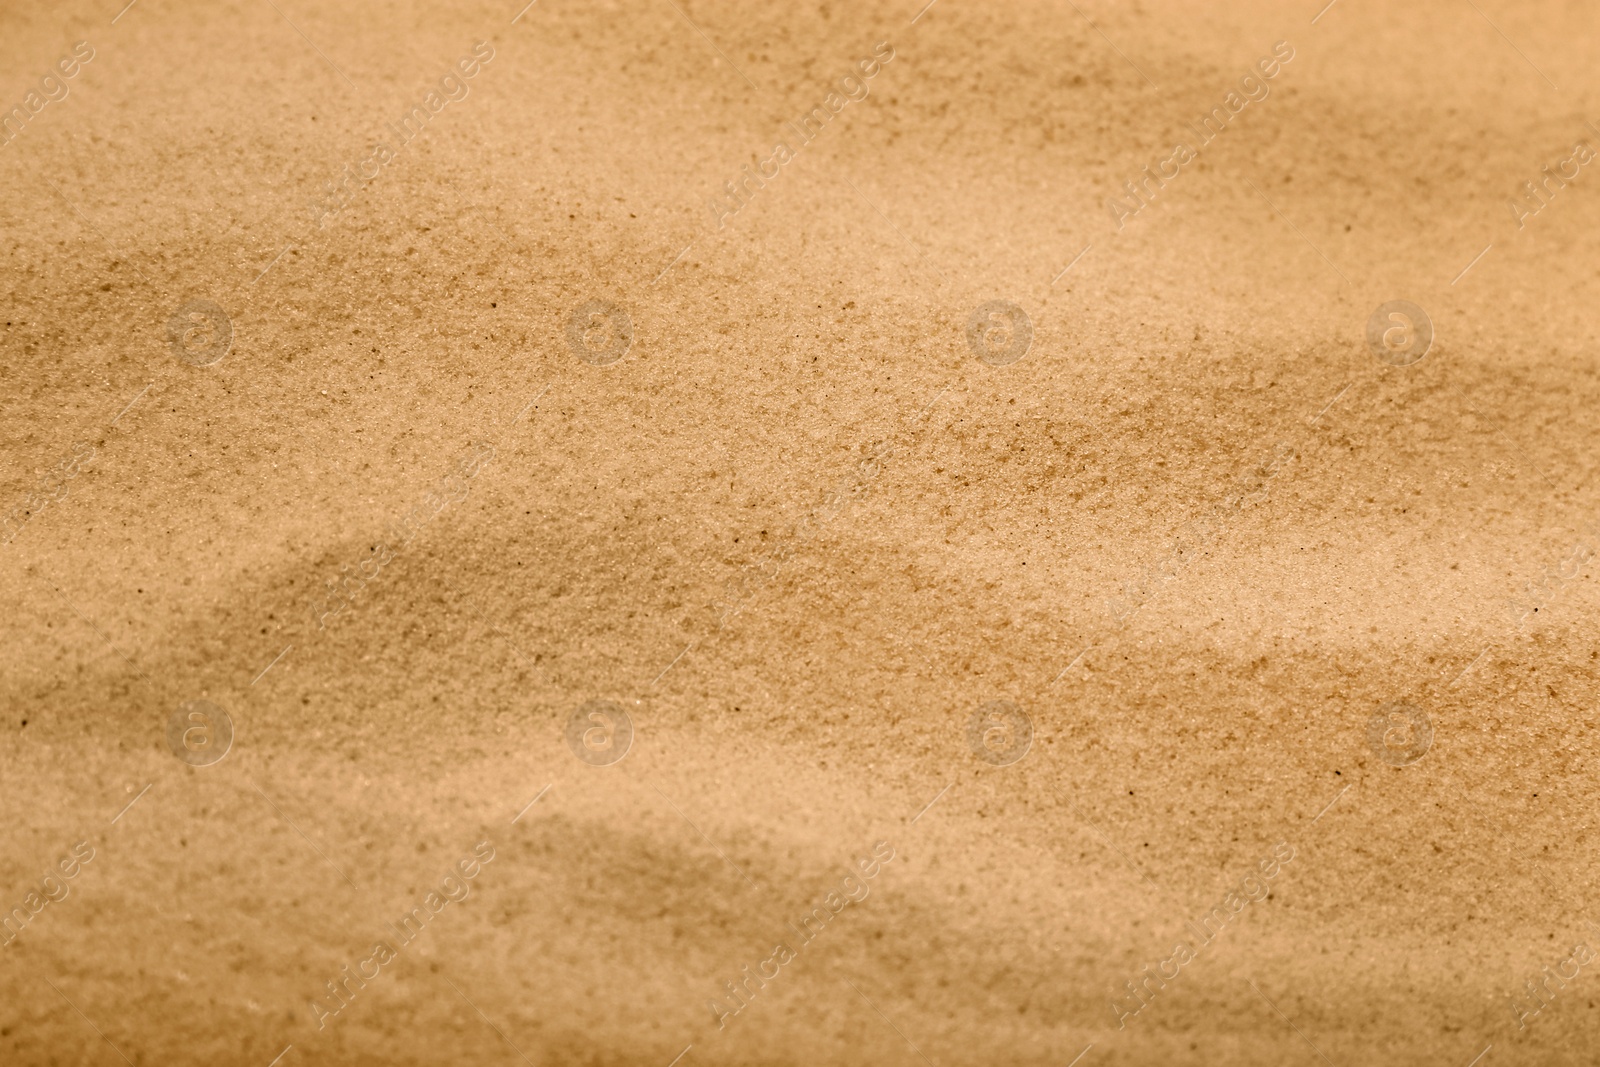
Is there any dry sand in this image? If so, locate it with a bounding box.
[2,0,1599,1063]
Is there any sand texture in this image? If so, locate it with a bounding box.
[2,0,1599,1064]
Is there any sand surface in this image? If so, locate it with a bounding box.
[2,0,1599,1064]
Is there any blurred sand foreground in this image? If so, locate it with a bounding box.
[2,0,1599,1064]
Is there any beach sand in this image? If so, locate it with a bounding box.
[1,0,1598,1063]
